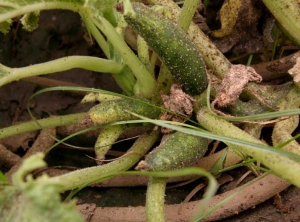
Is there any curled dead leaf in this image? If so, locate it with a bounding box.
[159,84,195,133]
[288,57,300,88]
[213,64,262,107]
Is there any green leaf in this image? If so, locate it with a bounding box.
[0,153,84,222]
[0,171,9,182]
[0,20,11,34]
[20,11,40,32]
[0,0,85,30]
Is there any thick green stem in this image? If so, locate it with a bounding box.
[262,0,300,45]
[0,56,124,86]
[197,107,300,187]
[146,177,167,222]
[0,113,87,139]
[0,2,82,23]
[177,0,199,31]
[272,86,300,154]
[81,16,110,58]
[51,130,160,191]
[89,14,157,99]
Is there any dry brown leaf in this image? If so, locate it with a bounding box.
[211,0,264,54]
[159,84,195,133]
[213,64,262,107]
[288,57,300,87]
[0,129,38,152]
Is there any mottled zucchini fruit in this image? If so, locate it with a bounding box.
[120,2,208,95]
[88,99,161,124]
[136,131,208,171]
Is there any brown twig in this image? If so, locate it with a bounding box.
[0,144,21,168]
[5,128,56,181]
[85,174,289,222]
[251,50,300,80]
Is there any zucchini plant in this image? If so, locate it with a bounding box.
[1,0,300,221]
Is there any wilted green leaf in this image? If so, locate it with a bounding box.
[20,11,40,32]
[0,20,11,34]
[0,153,84,222]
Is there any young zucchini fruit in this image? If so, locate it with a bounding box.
[88,99,161,124]
[136,131,208,171]
[120,2,208,95]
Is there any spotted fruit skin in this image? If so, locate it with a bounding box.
[141,131,208,171]
[88,99,161,124]
[123,3,208,95]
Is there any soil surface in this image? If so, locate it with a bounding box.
[1,7,300,222]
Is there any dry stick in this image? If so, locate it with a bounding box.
[5,128,56,181]
[0,144,21,168]
[251,50,300,80]
[88,174,289,222]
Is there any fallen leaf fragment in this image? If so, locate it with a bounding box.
[159,84,195,133]
[213,64,262,107]
[288,57,300,88]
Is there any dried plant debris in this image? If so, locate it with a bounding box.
[211,0,241,38]
[76,203,97,222]
[0,153,84,222]
[0,129,38,152]
[288,57,300,87]
[159,84,195,133]
[211,0,264,54]
[213,65,262,107]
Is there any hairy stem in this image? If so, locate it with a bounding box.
[0,2,82,23]
[146,177,167,222]
[0,56,124,86]
[197,107,300,187]
[89,14,157,99]
[0,113,87,139]
[177,0,199,31]
[51,130,160,191]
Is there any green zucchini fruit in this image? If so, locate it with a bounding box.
[121,2,208,95]
[88,99,161,124]
[136,131,208,171]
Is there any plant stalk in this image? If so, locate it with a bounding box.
[0,2,82,23]
[177,0,199,31]
[197,107,300,187]
[146,177,167,222]
[51,130,160,191]
[89,14,157,99]
[0,56,124,86]
[0,113,87,139]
